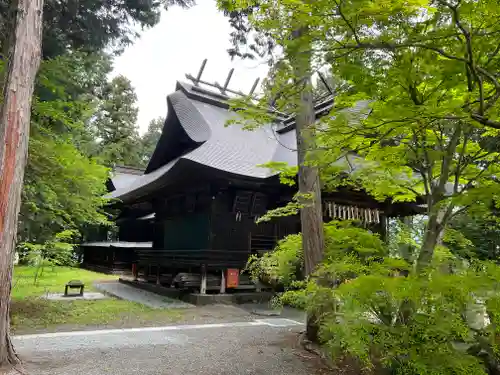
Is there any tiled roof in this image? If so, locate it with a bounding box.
[108,81,370,203]
[109,166,144,191]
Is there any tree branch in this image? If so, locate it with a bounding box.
[471,113,500,129]
[333,0,360,45]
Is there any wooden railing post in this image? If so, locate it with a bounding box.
[220,269,226,294]
[200,264,207,294]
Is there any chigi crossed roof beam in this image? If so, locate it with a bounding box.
[185,59,336,122]
[185,58,261,98]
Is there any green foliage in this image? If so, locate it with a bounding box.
[256,194,303,223]
[94,75,143,168]
[246,234,303,288]
[0,0,194,58]
[36,51,112,103]
[20,230,79,285]
[258,161,298,187]
[1,0,172,259]
[219,0,500,269]
[317,258,500,375]
[386,217,426,262]
[16,54,112,246]
[140,117,164,167]
[322,221,387,260]
[247,220,386,290]
[268,223,500,374]
[21,125,110,242]
[447,213,500,261]
[219,2,500,372]
[249,219,500,374]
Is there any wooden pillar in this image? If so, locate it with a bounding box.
[220,269,226,294]
[156,265,161,285]
[200,264,207,295]
[132,263,138,281]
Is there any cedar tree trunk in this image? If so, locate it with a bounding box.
[291,27,325,342]
[0,0,44,370]
[296,81,324,276]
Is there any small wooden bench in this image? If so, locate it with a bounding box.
[64,280,85,297]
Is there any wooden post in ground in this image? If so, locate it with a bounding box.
[0,0,44,370]
[200,265,207,294]
[132,263,138,281]
[220,269,226,294]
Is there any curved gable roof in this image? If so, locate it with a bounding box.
[145,90,211,173]
[109,82,369,203]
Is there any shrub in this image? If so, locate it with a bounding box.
[308,252,500,374]
[246,220,386,290]
[252,221,500,374]
[19,230,79,285]
[246,233,303,289]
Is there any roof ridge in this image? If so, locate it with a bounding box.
[175,80,231,109]
[113,165,144,175]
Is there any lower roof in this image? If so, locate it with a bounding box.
[80,241,153,248]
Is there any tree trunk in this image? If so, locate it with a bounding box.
[0,0,44,370]
[296,88,324,276]
[416,210,444,273]
[290,27,325,342]
[297,82,325,343]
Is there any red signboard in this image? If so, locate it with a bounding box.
[226,269,239,288]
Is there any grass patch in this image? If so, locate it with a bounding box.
[12,266,117,299]
[11,266,184,334]
[10,299,182,334]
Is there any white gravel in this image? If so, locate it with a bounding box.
[43,292,108,301]
[16,319,316,375]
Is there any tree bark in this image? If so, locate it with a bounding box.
[296,84,324,276]
[0,0,44,370]
[297,76,325,343]
[416,209,445,273]
[290,27,325,342]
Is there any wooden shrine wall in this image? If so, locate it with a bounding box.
[210,188,299,259]
[152,184,212,250]
[132,179,415,273]
[136,184,214,271]
[118,220,154,243]
[162,213,210,250]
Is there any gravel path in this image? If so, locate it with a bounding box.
[16,319,325,375]
[239,302,307,322]
[93,281,193,309]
